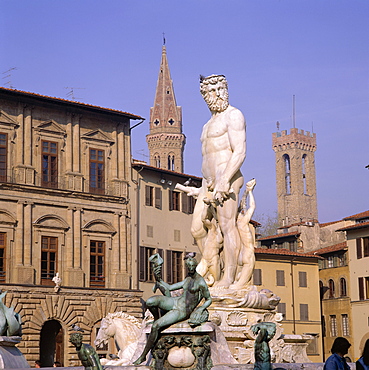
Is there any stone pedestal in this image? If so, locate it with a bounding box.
[0,337,29,369]
[208,305,312,364]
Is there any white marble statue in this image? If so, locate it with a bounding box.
[94,312,142,366]
[52,273,61,292]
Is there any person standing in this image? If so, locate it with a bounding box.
[356,339,369,370]
[324,337,351,370]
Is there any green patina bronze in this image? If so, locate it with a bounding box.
[133,252,212,366]
[69,332,103,370]
[251,322,276,370]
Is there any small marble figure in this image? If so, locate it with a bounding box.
[52,273,62,292]
[69,332,102,370]
[133,252,212,365]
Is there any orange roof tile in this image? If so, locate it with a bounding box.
[313,242,347,255]
[257,231,300,241]
[0,86,144,120]
[255,247,318,258]
[343,210,369,220]
[337,220,369,232]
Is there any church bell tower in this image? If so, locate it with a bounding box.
[146,45,186,172]
[272,128,318,226]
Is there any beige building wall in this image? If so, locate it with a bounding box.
[131,163,201,299]
[254,251,323,362]
[346,226,369,360]
[0,88,143,366]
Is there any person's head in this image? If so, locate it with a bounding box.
[331,337,351,356]
[184,252,198,274]
[362,338,369,364]
[34,360,41,368]
[53,361,62,367]
[69,332,83,348]
[200,74,229,113]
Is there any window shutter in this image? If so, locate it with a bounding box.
[145,186,151,206]
[182,193,188,214]
[166,250,173,284]
[300,304,309,321]
[359,277,364,300]
[276,270,285,286]
[139,246,146,282]
[155,187,162,209]
[299,271,307,287]
[363,237,369,257]
[277,302,286,319]
[357,238,362,259]
[189,196,195,214]
[253,269,262,285]
[169,190,173,211]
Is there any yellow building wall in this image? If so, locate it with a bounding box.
[319,265,352,361]
[346,228,369,360]
[255,256,323,362]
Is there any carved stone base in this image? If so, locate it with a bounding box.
[208,305,312,364]
[150,323,213,370]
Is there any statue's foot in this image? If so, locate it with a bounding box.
[214,279,232,289]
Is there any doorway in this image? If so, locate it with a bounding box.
[40,320,63,367]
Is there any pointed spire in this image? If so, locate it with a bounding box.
[146,45,186,172]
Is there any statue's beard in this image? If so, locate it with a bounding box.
[204,93,229,112]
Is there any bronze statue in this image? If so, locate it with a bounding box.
[133,252,212,365]
[69,332,103,370]
[251,322,276,370]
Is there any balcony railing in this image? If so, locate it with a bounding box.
[0,170,128,198]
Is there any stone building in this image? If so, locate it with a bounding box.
[314,242,353,361]
[0,87,143,367]
[131,162,201,299]
[272,128,318,226]
[337,211,369,360]
[253,248,323,362]
[146,45,186,173]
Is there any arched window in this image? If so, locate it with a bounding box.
[283,154,291,194]
[302,154,307,195]
[328,279,335,298]
[167,155,174,171]
[154,155,160,168]
[340,277,347,297]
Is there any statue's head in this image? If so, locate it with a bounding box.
[70,332,83,347]
[184,252,198,274]
[200,74,229,113]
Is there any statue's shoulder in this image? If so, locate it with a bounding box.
[226,106,245,124]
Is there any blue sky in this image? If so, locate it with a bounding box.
[1,0,368,223]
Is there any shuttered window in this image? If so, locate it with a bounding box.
[357,238,362,259]
[358,277,364,300]
[277,302,286,319]
[299,271,307,287]
[145,186,153,206]
[155,187,162,209]
[0,233,6,282]
[0,133,7,182]
[166,250,183,284]
[276,270,285,286]
[139,247,163,282]
[169,190,180,211]
[300,304,309,321]
[253,269,262,285]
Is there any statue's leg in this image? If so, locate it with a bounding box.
[133,310,183,365]
[214,175,243,288]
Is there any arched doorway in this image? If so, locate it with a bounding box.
[40,320,63,367]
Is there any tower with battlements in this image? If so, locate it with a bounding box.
[146,45,186,172]
[272,128,318,226]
